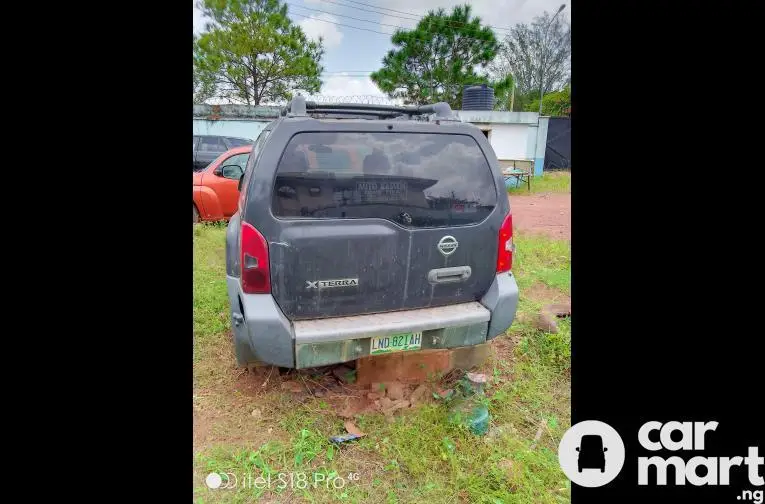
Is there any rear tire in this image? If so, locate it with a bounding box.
[193,204,200,223]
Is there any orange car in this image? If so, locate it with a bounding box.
[193,145,252,222]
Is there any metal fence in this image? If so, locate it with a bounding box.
[544,117,571,171]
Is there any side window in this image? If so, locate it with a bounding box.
[193,136,200,150]
[238,130,271,208]
[199,136,225,152]
[219,153,250,180]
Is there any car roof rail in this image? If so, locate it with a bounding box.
[281,95,460,121]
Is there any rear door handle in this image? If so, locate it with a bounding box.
[428,266,472,284]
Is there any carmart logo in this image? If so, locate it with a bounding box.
[558,420,626,487]
[558,420,764,491]
[637,421,763,487]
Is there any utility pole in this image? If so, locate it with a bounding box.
[539,4,566,115]
[431,46,436,103]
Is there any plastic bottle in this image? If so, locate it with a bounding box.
[447,373,491,436]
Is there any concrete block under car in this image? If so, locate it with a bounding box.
[356,342,492,386]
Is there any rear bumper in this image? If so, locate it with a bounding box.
[479,271,520,339]
[227,272,519,369]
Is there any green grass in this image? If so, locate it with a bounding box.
[508,171,570,196]
[514,233,571,295]
[193,224,571,503]
[194,223,230,354]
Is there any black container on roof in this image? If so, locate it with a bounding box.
[461,84,495,111]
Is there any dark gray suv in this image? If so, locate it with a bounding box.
[224,98,519,369]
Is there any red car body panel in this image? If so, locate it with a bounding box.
[193,145,252,222]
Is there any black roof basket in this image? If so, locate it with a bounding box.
[281,95,459,121]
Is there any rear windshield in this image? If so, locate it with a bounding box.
[271,132,497,228]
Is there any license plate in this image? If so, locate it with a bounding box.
[370,332,422,355]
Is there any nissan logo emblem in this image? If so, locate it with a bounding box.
[437,235,459,256]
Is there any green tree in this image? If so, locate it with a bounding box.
[491,74,515,111]
[371,5,500,108]
[193,34,216,104]
[526,85,570,116]
[193,0,324,105]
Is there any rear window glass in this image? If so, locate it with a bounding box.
[227,137,253,147]
[272,132,497,228]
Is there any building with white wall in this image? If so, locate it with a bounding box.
[455,110,549,178]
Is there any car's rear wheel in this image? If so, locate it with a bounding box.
[193,204,200,223]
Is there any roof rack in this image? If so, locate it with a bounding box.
[281,95,459,121]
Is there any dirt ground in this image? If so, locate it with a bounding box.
[193,349,504,450]
[509,193,571,239]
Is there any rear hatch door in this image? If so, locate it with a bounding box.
[267,129,503,320]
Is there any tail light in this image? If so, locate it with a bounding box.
[240,222,270,294]
[497,212,513,273]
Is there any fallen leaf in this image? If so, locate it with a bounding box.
[344,421,366,437]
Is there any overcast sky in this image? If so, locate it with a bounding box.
[193,0,571,98]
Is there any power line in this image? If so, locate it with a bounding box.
[288,3,411,31]
[339,0,432,18]
[342,0,516,31]
[317,0,419,22]
[317,0,514,33]
[290,12,394,35]
[291,11,503,46]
